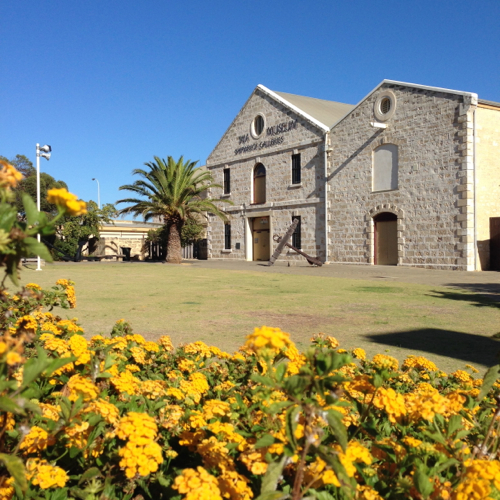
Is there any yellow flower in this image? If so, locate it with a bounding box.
[352,348,366,360]
[47,188,87,216]
[5,352,23,366]
[25,283,41,291]
[173,467,223,500]
[26,459,69,489]
[159,335,174,352]
[0,476,14,500]
[373,387,406,423]
[0,160,23,189]
[244,326,292,355]
[20,426,55,454]
[372,354,399,371]
[203,399,231,420]
[15,315,38,333]
[67,374,99,401]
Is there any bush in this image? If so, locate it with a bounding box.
[1,281,500,500]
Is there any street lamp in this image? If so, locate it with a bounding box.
[36,144,52,271]
[92,178,101,209]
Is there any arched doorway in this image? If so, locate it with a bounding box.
[374,212,398,265]
[253,164,266,204]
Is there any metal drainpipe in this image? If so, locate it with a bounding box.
[324,131,329,263]
[473,108,477,271]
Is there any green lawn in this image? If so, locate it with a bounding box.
[13,262,500,374]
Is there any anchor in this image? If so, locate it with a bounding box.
[268,218,323,266]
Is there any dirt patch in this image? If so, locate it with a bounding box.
[244,311,337,333]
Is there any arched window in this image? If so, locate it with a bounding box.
[373,144,398,192]
[253,163,266,204]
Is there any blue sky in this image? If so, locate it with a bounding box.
[2,0,499,211]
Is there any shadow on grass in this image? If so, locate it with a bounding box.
[428,285,500,309]
[365,328,500,367]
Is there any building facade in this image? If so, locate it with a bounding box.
[206,80,500,271]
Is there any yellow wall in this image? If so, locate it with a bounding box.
[476,105,500,269]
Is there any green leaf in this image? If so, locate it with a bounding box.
[22,193,40,226]
[285,405,300,450]
[326,409,348,452]
[447,415,463,437]
[78,467,102,485]
[414,469,433,498]
[259,455,287,495]
[22,237,53,262]
[0,396,24,415]
[478,364,500,401]
[255,434,276,449]
[0,453,27,492]
[255,493,289,500]
[275,362,287,382]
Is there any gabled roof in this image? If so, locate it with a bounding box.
[330,79,480,130]
[272,90,354,128]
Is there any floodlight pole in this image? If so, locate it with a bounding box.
[35,144,52,271]
[36,144,42,271]
[92,178,101,209]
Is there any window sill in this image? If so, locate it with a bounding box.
[221,249,232,253]
[288,183,302,189]
[221,193,231,198]
[371,188,399,193]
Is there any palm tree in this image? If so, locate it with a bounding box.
[117,156,230,264]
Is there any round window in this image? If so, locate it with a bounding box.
[251,114,265,138]
[380,97,391,114]
[374,90,397,122]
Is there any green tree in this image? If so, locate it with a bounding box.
[51,201,116,260]
[0,154,68,214]
[117,156,230,264]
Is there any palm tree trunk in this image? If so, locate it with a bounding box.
[167,222,182,264]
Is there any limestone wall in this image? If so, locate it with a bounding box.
[328,84,473,270]
[475,105,500,269]
[207,88,327,261]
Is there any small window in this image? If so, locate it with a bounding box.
[291,216,301,249]
[223,168,230,194]
[373,144,399,192]
[292,154,301,184]
[253,163,266,204]
[224,223,231,250]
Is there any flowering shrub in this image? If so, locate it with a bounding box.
[1,283,500,500]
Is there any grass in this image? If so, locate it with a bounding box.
[12,262,500,374]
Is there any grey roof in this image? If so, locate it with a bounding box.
[479,98,500,108]
[272,91,354,128]
[102,220,162,229]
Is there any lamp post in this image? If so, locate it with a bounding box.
[92,178,101,209]
[35,144,51,271]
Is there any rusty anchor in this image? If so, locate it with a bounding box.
[268,218,323,266]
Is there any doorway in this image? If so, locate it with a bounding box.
[252,216,270,261]
[490,217,500,270]
[374,212,398,265]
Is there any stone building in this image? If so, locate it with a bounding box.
[206,80,500,271]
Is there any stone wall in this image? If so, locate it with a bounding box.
[207,88,327,261]
[328,84,473,270]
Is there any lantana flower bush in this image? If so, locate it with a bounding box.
[2,285,500,500]
[1,159,500,499]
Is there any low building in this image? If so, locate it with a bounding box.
[94,219,162,260]
[206,80,500,270]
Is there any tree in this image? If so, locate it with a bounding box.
[117,156,230,264]
[0,154,68,214]
[51,201,116,260]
